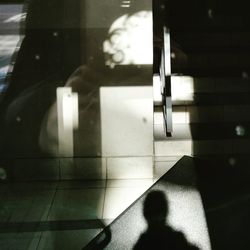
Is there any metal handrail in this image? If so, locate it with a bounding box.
[159,26,172,136]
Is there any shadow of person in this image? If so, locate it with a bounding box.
[134,190,200,250]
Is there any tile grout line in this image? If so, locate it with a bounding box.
[36,181,59,250]
[35,231,43,250]
[101,158,108,223]
[58,158,61,181]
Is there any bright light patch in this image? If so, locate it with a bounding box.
[171,76,195,102]
[62,93,78,130]
[103,11,153,67]
[154,110,189,125]
[3,13,26,23]
[153,74,195,104]
[57,87,79,157]
[0,168,7,180]
[235,125,245,136]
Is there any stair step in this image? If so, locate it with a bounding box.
[154,123,250,140]
[154,105,250,124]
[153,75,250,106]
[172,31,250,47]
[171,68,250,77]
[154,139,250,156]
[158,93,250,106]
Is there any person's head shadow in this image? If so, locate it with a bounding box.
[143,190,168,228]
[134,190,200,250]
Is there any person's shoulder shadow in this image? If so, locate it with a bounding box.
[133,190,200,250]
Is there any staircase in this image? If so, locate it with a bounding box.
[153,0,250,176]
[154,75,250,163]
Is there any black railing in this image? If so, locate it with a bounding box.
[159,26,172,136]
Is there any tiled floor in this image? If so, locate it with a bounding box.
[0,177,165,250]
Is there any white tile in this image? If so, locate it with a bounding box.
[153,74,162,105]
[154,161,177,179]
[107,157,153,179]
[154,140,192,156]
[154,106,187,125]
[107,179,153,188]
[154,123,166,138]
[100,86,153,157]
[103,187,147,219]
[60,157,106,180]
[154,111,164,125]
[58,180,106,189]
[172,76,194,102]
[173,106,187,123]
[154,156,182,162]
[154,123,191,140]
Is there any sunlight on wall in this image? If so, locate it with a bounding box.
[103,11,153,67]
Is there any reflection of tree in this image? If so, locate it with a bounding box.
[39,66,102,157]
[103,11,153,67]
[134,191,200,250]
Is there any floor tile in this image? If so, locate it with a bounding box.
[60,158,106,180]
[107,157,153,179]
[107,179,153,188]
[0,188,55,223]
[48,189,105,220]
[154,161,176,179]
[103,187,147,219]
[37,229,100,250]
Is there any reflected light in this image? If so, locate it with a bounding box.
[0,35,24,85]
[121,0,131,7]
[103,11,153,67]
[3,13,26,23]
[57,87,79,157]
[153,74,195,104]
[242,71,249,79]
[228,157,236,166]
[0,168,7,180]
[235,125,245,136]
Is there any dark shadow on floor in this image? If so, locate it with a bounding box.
[133,190,199,250]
